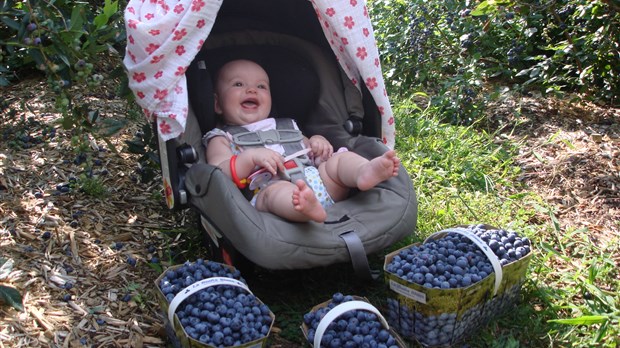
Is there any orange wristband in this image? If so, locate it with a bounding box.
[229,155,247,189]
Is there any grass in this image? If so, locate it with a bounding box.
[162,95,619,347]
[391,97,619,347]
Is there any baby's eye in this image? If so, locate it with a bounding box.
[233,81,243,87]
[258,84,268,90]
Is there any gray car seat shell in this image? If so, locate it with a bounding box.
[185,135,417,271]
[175,29,417,276]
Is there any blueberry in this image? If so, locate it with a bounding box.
[127,257,136,267]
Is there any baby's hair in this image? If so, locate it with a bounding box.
[213,58,267,87]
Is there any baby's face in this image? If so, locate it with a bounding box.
[214,60,272,126]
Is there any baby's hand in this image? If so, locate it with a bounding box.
[249,148,285,175]
[308,135,333,162]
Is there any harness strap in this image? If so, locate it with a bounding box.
[339,231,379,281]
[275,118,305,154]
[224,118,311,185]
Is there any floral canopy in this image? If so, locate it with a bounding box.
[123,0,395,148]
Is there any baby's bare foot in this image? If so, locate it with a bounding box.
[292,180,327,222]
[357,150,400,191]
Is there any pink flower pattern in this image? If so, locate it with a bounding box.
[365,77,378,90]
[356,47,367,60]
[123,0,395,147]
[133,72,146,82]
[159,120,171,135]
[343,16,355,29]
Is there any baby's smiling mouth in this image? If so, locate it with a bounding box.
[241,97,259,108]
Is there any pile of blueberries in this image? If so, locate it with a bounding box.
[473,224,531,266]
[384,224,532,346]
[386,224,531,289]
[303,293,401,348]
[158,259,273,347]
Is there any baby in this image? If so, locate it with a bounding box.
[204,59,400,222]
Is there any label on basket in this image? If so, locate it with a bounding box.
[389,279,427,304]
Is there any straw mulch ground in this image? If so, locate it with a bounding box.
[1,78,618,348]
[487,92,619,243]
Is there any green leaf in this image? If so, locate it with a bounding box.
[471,0,514,16]
[548,315,608,326]
[94,13,109,29]
[97,118,126,137]
[470,1,492,16]
[69,4,85,31]
[0,16,21,31]
[0,285,24,312]
[88,110,100,124]
[103,0,119,18]
[516,68,531,77]
[532,150,545,163]
[125,139,146,154]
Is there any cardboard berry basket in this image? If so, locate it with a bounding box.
[383,226,532,347]
[300,295,408,348]
[154,262,275,348]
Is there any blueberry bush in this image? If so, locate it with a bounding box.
[0,0,132,148]
[370,0,620,124]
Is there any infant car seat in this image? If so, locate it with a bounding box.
[154,0,418,280]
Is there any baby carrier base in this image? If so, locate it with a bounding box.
[156,0,418,280]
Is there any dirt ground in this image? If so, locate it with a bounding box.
[0,78,618,347]
[487,92,619,242]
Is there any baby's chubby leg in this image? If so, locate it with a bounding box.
[255,181,327,223]
[356,150,400,191]
[320,149,400,201]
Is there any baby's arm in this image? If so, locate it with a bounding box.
[206,136,285,179]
